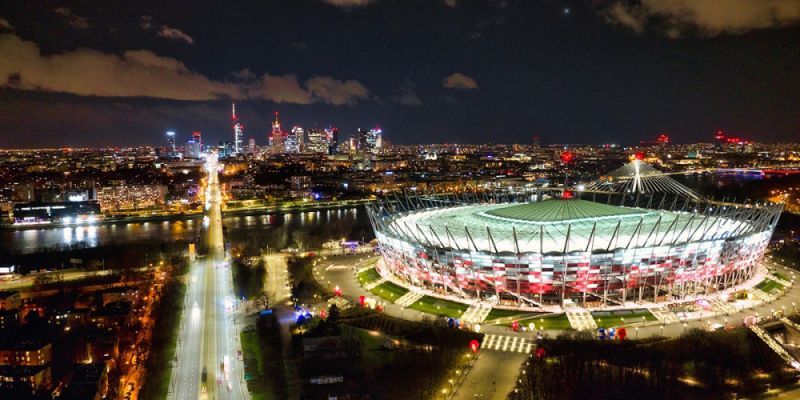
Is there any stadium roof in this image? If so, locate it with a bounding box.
[484,198,645,223]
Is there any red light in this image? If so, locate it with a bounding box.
[560,151,574,164]
[561,190,573,199]
[469,339,480,354]
[634,151,645,160]
[511,320,520,331]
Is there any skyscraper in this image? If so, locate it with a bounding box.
[166,131,176,155]
[357,126,382,154]
[306,128,328,154]
[269,112,285,154]
[232,103,244,154]
[326,127,339,154]
[286,126,304,154]
[192,130,202,148]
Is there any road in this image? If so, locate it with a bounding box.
[171,153,248,400]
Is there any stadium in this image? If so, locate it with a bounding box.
[366,161,783,310]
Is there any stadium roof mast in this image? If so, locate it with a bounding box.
[586,157,703,200]
[631,157,642,194]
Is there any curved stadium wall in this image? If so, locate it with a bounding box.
[366,189,782,309]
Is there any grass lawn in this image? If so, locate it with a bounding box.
[408,296,469,318]
[772,271,791,282]
[344,326,394,370]
[484,308,545,324]
[138,281,185,400]
[370,281,409,302]
[240,322,287,400]
[357,268,381,285]
[755,279,784,294]
[592,309,657,329]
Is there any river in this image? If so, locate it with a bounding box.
[0,207,374,255]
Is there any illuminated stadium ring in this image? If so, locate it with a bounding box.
[366,163,782,310]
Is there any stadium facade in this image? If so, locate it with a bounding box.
[366,161,783,309]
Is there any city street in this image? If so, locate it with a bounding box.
[171,154,248,400]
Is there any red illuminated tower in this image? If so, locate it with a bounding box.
[269,112,284,154]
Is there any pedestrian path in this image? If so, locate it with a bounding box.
[749,288,772,302]
[749,325,800,369]
[482,334,534,353]
[461,303,493,325]
[566,309,598,331]
[395,291,424,307]
[709,298,737,315]
[649,306,680,324]
[364,278,385,290]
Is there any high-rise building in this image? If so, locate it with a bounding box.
[248,138,256,155]
[286,126,304,154]
[166,131,176,155]
[192,130,202,147]
[269,112,285,154]
[326,127,339,154]
[356,128,368,152]
[185,140,201,159]
[357,126,382,154]
[232,103,244,154]
[306,128,329,154]
[369,127,383,153]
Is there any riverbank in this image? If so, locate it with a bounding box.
[0,199,372,231]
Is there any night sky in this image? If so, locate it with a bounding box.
[0,0,799,148]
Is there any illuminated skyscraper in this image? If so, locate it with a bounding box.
[192,130,202,148]
[166,131,176,154]
[357,126,382,154]
[286,126,304,154]
[370,126,383,153]
[326,127,338,154]
[185,140,201,159]
[232,103,244,154]
[306,128,328,154]
[269,112,285,154]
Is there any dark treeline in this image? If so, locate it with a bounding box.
[231,257,266,300]
[509,329,796,400]
[0,239,191,273]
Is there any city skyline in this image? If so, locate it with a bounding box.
[1,1,800,147]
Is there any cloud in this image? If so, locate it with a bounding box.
[248,74,312,104]
[54,7,89,29]
[601,0,800,37]
[391,80,422,106]
[321,0,374,7]
[306,76,370,105]
[0,17,13,31]
[140,15,154,30]
[442,72,478,90]
[140,16,194,44]
[0,34,371,105]
[0,34,239,100]
[391,86,422,106]
[158,26,194,44]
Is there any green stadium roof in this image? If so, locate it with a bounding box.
[482,198,647,223]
